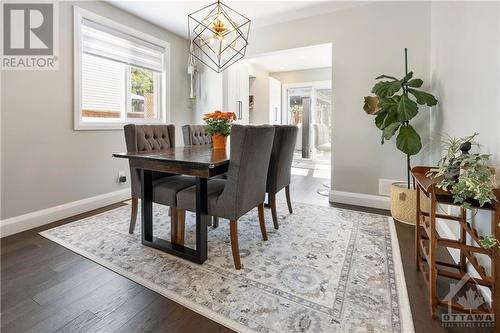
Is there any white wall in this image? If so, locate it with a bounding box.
[430,1,500,293]
[270,67,331,85]
[247,2,431,196]
[1,1,191,219]
[430,1,500,165]
[248,63,270,124]
[193,67,223,124]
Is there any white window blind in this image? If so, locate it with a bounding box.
[81,53,125,113]
[74,6,170,130]
[81,18,165,72]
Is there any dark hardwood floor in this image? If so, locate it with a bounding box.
[1,172,493,332]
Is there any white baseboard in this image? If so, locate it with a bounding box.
[0,188,131,238]
[329,190,390,210]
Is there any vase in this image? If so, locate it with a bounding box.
[212,134,227,149]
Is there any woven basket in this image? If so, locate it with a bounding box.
[390,182,429,225]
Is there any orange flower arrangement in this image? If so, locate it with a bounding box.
[203,111,236,149]
[203,110,237,121]
[203,110,236,137]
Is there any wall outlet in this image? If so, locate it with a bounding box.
[118,170,127,183]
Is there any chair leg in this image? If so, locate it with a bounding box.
[129,197,138,234]
[258,203,268,241]
[176,209,185,246]
[229,220,241,270]
[212,217,219,228]
[270,193,279,230]
[285,185,293,214]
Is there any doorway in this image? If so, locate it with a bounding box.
[239,43,333,203]
[282,81,331,165]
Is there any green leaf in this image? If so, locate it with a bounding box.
[397,95,418,121]
[382,110,398,129]
[407,79,423,88]
[408,88,438,106]
[375,98,399,130]
[383,121,401,140]
[375,111,388,129]
[372,81,402,98]
[378,95,400,108]
[375,75,398,81]
[402,71,413,82]
[396,125,422,155]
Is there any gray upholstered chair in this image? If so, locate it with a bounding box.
[124,124,196,236]
[176,125,276,269]
[182,125,211,146]
[266,125,299,229]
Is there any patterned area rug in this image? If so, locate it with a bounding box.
[40,202,413,333]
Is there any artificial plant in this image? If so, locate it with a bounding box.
[366,49,438,188]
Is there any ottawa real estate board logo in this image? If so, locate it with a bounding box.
[2,1,59,70]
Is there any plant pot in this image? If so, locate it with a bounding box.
[390,182,429,225]
[212,134,227,149]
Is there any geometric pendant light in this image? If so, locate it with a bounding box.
[188,0,251,73]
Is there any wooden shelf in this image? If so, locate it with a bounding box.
[411,166,500,322]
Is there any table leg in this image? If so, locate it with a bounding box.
[138,170,207,264]
[141,169,153,243]
[195,177,208,264]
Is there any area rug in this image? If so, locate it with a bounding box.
[40,201,413,333]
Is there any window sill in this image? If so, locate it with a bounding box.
[74,120,166,131]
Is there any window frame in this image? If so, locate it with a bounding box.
[73,6,170,130]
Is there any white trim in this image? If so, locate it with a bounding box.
[329,190,390,210]
[73,6,170,130]
[0,189,131,238]
[388,217,415,333]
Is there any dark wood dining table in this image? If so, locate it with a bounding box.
[113,146,229,264]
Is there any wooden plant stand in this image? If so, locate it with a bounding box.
[411,166,500,323]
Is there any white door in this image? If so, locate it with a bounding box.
[223,63,249,124]
[269,77,281,124]
[238,64,249,124]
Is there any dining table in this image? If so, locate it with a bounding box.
[113,146,229,264]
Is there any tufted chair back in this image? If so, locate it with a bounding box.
[182,125,212,146]
[266,125,299,194]
[124,124,175,198]
[215,125,275,220]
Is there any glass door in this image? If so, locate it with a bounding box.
[284,83,331,163]
[285,87,312,158]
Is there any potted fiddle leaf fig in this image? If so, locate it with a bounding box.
[365,49,438,224]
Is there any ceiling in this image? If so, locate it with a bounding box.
[245,43,332,72]
[108,1,367,38]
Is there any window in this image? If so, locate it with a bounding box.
[74,7,170,130]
